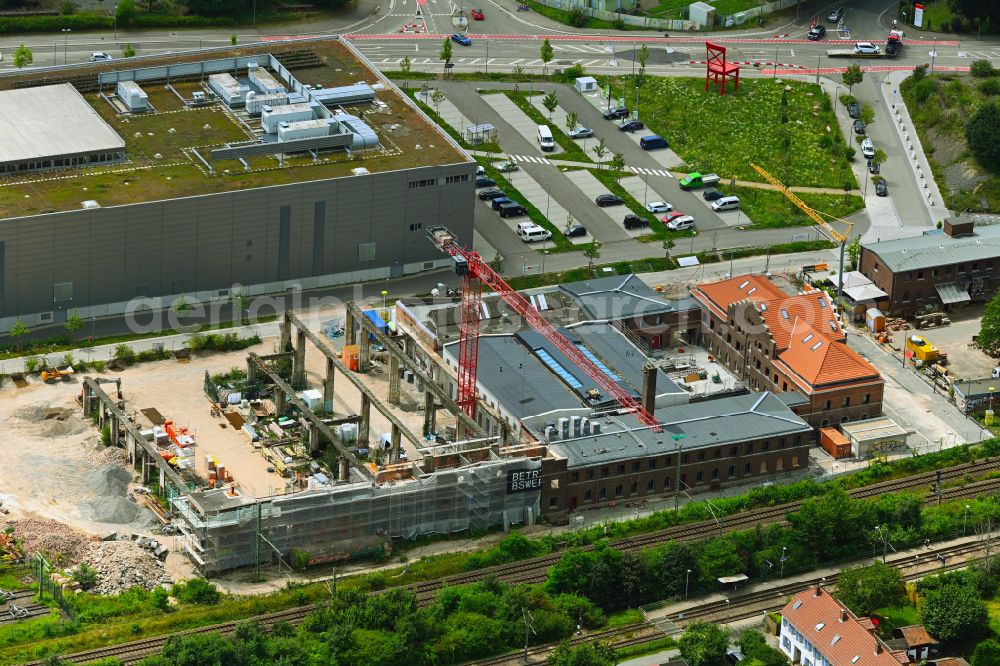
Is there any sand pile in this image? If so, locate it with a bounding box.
[83,465,140,524]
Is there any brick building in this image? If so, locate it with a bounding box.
[859,216,1000,316]
[692,275,884,429]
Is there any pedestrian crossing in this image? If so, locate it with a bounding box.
[630,166,672,177]
[507,154,552,165]
[960,50,1000,59]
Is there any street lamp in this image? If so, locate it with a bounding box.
[62,28,71,65]
[964,504,971,535]
[779,546,788,579]
[685,569,691,599]
[113,4,118,40]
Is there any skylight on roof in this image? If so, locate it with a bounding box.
[760,303,768,311]
[815,623,825,631]
[781,309,789,320]
[739,280,750,289]
[852,657,860,664]
[819,297,827,309]
[829,320,839,332]
[747,287,757,295]
[535,348,583,390]
[811,341,824,351]
[803,334,814,343]
[576,344,621,382]
[792,600,802,610]
[832,635,841,645]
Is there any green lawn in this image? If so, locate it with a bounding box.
[919,1,953,32]
[617,77,857,189]
[645,0,756,18]
[875,603,920,634]
[736,188,865,229]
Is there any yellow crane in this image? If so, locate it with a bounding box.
[750,162,855,309]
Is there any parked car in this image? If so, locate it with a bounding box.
[619,119,645,132]
[646,201,672,213]
[640,135,668,150]
[478,188,505,200]
[847,102,861,119]
[861,137,875,159]
[476,165,485,175]
[664,213,695,231]
[90,52,112,62]
[853,120,867,135]
[602,107,629,120]
[867,159,880,175]
[491,197,513,211]
[596,193,624,207]
[726,648,746,665]
[855,42,880,55]
[703,188,724,201]
[875,177,888,197]
[499,202,526,218]
[518,224,551,242]
[475,175,496,188]
[623,214,649,230]
[470,8,484,19]
[568,126,593,139]
[496,160,518,172]
[451,33,472,46]
[828,6,844,22]
[808,25,826,40]
[711,195,740,212]
[565,223,587,237]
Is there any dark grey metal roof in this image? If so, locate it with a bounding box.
[776,390,810,408]
[863,224,1000,273]
[544,392,812,467]
[568,322,685,398]
[556,274,696,320]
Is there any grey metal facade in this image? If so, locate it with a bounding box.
[0,162,475,329]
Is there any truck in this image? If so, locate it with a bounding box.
[679,172,720,191]
[827,31,903,58]
[906,334,939,364]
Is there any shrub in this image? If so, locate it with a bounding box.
[171,578,221,605]
[291,549,310,572]
[113,344,136,366]
[971,60,997,78]
[567,6,588,27]
[979,79,1000,96]
[73,564,98,591]
[559,63,585,82]
[92,360,106,373]
[59,0,78,14]
[150,587,170,612]
[612,17,625,29]
[912,78,936,104]
[24,356,41,373]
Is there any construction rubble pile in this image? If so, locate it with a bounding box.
[86,445,128,469]
[2,518,91,564]
[83,541,170,595]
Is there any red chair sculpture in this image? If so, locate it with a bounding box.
[705,42,740,96]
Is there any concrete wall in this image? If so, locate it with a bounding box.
[0,162,475,331]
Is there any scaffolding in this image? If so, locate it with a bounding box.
[174,454,540,573]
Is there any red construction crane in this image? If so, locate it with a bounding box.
[428,226,660,429]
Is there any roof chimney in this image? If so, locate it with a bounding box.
[875,642,883,655]
[840,609,847,623]
[814,586,822,597]
[641,361,657,414]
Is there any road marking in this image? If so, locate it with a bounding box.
[630,166,671,177]
[508,154,551,164]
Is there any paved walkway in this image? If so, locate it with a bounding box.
[416,89,475,135]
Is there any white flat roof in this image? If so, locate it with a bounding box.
[0,83,125,164]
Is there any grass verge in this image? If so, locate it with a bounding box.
[405,90,501,154]
[736,188,865,229]
[501,91,593,163]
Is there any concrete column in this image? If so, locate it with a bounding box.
[247,357,258,385]
[345,308,356,345]
[292,329,306,387]
[141,451,152,484]
[110,414,120,446]
[308,425,320,455]
[323,357,335,412]
[358,334,370,372]
[338,456,350,482]
[280,312,291,351]
[82,389,92,417]
[126,432,136,464]
[403,335,414,359]
[423,391,436,437]
[388,355,401,405]
[274,388,287,416]
[358,394,371,449]
[390,423,402,464]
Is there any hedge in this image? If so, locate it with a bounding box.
[0,12,230,34]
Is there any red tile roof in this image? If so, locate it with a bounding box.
[782,588,900,666]
[897,625,935,648]
[759,290,845,350]
[775,319,881,393]
[692,275,787,319]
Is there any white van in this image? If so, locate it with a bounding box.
[711,196,741,212]
[90,52,112,62]
[518,224,552,243]
[537,125,555,152]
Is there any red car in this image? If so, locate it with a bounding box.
[661,211,686,225]
[471,8,484,19]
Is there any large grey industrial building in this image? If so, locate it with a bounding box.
[0,37,474,333]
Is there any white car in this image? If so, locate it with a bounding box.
[646,201,673,213]
[665,215,695,231]
[854,42,880,55]
[90,52,112,62]
[476,165,485,175]
[860,137,875,159]
[569,126,593,139]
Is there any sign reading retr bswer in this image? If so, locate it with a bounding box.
[507,469,542,493]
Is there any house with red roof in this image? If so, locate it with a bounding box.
[692,275,884,430]
[780,587,908,666]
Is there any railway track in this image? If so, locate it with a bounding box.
[466,622,662,666]
[24,458,1000,665]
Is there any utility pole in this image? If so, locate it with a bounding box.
[673,434,686,511]
[521,607,536,662]
[779,546,788,579]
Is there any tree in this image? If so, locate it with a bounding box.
[400,56,412,89]
[59,0,77,15]
[542,91,558,120]
[947,0,1000,22]
[836,561,905,616]
[846,236,862,271]
[10,319,28,351]
[662,237,675,260]
[583,242,601,274]
[567,5,588,28]
[540,38,554,75]
[546,640,616,666]
[430,88,446,116]
[592,137,608,167]
[488,252,504,275]
[121,43,136,58]
[643,541,695,598]
[967,101,1000,174]
[13,44,32,70]
[115,0,137,26]
[230,33,238,46]
[563,214,575,236]
[979,290,1000,355]
[695,537,744,588]
[565,110,578,135]
[440,37,453,74]
[65,310,83,337]
[739,629,788,666]
[973,639,1000,666]
[859,104,875,126]
[921,583,989,643]
[73,563,98,591]
[870,148,888,172]
[843,64,864,94]
[971,59,997,78]
[679,622,729,666]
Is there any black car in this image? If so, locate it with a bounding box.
[623,214,649,229]
[703,188,724,201]
[477,187,505,200]
[847,102,861,119]
[867,159,880,175]
[619,119,645,132]
[853,119,866,135]
[499,202,526,217]
[602,107,630,120]
[475,176,496,188]
[596,194,624,207]
[875,177,888,197]
[565,223,587,237]
[807,24,826,40]
[491,197,513,211]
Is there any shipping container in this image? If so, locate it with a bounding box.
[341,344,359,371]
[819,427,852,459]
[866,307,885,333]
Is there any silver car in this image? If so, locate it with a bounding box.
[569,126,593,139]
